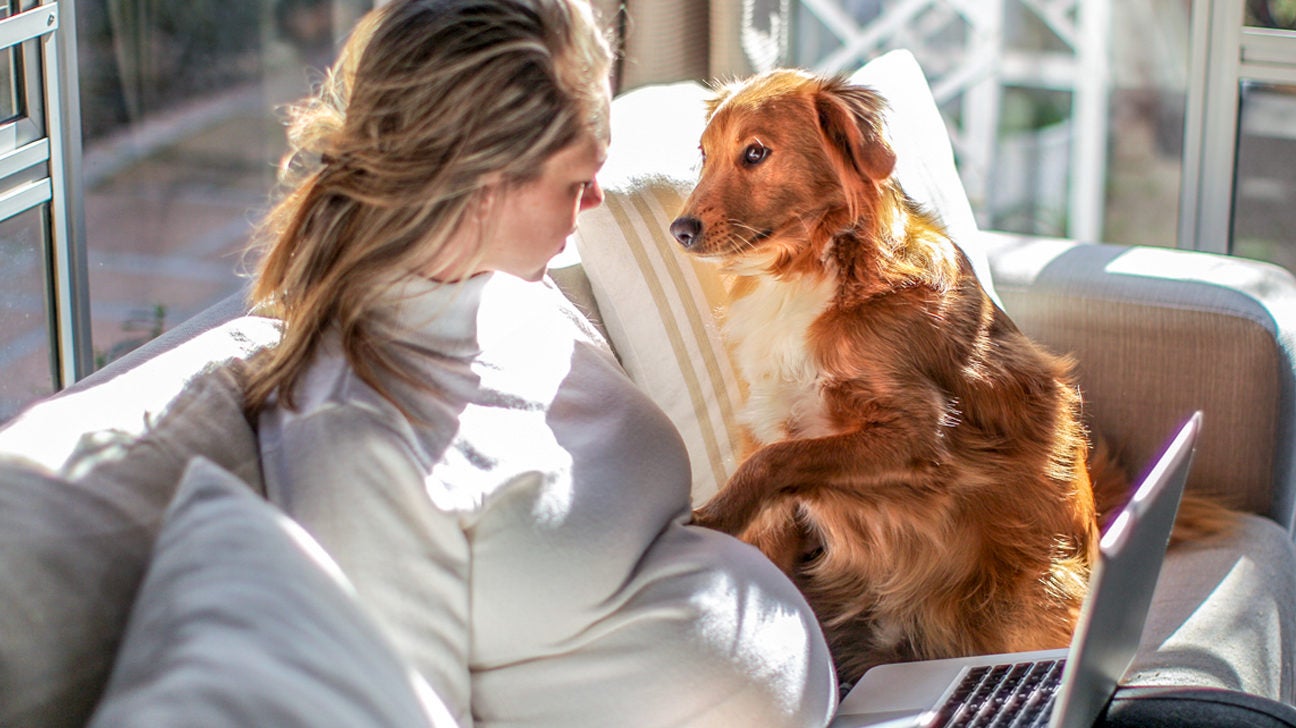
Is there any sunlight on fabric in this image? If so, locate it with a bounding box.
[0,317,280,474]
[278,509,463,726]
[422,273,580,522]
[691,576,815,717]
[1104,246,1296,330]
[600,81,706,190]
[978,231,1073,287]
[407,669,462,727]
[984,231,1296,328]
[1104,247,1273,289]
[279,509,354,592]
[1153,554,1284,697]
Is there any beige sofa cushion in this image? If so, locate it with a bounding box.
[985,232,1296,522]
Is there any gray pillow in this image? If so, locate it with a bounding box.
[88,457,453,727]
[0,316,279,727]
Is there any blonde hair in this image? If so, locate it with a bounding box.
[244,0,613,416]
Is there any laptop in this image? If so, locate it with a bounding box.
[830,411,1202,728]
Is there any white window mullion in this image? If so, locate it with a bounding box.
[1180,0,1244,254]
[1240,27,1296,85]
[812,0,935,74]
[42,0,91,385]
[959,0,1002,215]
[1069,0,1109,243]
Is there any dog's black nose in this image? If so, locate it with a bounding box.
[670,217,702,249]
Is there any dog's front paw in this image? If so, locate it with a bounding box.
[690,501,732,533]
[690,454,782,535]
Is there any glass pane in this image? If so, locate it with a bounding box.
[789,0,1195,248]
[0,48,22,123]
[1102,0,1192,248]
[1246,0,1296,29]
[1004,1,1073,54]
[0,205,54,423]
[988,86,1073,236]
[0,0,23,124]
[1232,82,1296,268]
[78,0,372,368]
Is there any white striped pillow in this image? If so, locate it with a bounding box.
[574,174,745,504]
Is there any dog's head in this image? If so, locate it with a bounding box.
[670,69,896,272]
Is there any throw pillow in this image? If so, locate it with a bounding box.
[0,315,280,728]
[88,457,455,727]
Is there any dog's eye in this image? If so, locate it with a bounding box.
[743,142,769,166]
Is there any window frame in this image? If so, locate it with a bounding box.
[1180,0,1296,253]
[0,1,89,391]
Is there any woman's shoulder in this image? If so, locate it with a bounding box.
[258,346,454,474]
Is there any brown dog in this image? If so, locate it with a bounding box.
[670,68,1131,686]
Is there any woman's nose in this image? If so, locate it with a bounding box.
[580,178,604,211]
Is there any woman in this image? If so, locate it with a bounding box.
[244,0,837,725]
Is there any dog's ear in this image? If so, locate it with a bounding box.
[813,80,896,184]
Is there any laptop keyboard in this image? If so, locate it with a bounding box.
[928,659,1066,728]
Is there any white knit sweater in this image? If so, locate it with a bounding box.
[258,272,836,727]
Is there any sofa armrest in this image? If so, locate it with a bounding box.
[982,231,1296,531]
[68,289,253,395]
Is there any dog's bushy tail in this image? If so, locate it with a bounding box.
[1088,437,1130,531]
[1089,435,1236,547]
[1166,492,1239,546]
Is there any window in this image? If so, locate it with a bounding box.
[1181,0,1296,263]
[791,0,1122,243]
[790,0,1296,263]
[0,0,373,424]
[1233,80,1296,268]
[1240,0,1296,263]
[3,0,1292,424]
[0,205,54,414]
[0,0,85,422]
[79,0,372,372]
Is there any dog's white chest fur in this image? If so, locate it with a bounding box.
[724,275,837,445]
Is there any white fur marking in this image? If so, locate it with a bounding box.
[725,274,837,444]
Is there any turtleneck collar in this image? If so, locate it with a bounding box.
[376,271,559,360]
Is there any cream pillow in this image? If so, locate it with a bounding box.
[574,50,992,503]
[89,457,455,727]
[574,169,745,505]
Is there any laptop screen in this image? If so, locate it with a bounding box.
[1049,412,1199,728]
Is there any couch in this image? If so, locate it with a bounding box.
[2,49,1295,727]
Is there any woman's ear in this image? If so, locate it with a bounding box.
[473,172,505,221]
[813,81,896,184]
